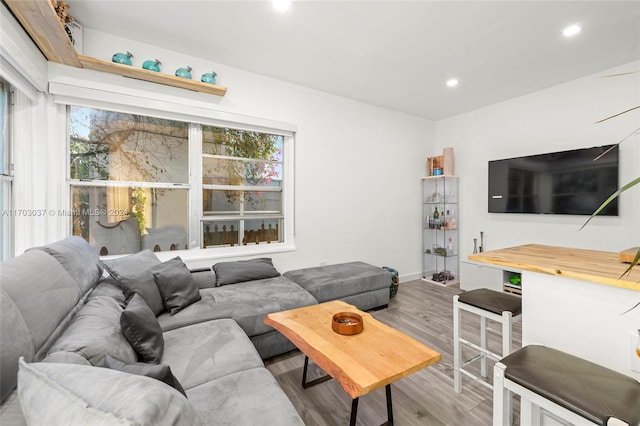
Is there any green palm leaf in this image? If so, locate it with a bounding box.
[580,177,640,230]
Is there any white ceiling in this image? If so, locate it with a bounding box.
[65,1,640,120]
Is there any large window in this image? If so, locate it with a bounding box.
[68,106,289,256]
[202,126,283,247]
[0,80,12,260]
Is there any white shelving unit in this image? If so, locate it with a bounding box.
[421,176,459,286]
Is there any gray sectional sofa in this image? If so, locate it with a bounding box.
[0,237,391,425]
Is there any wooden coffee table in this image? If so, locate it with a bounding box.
[264,300,442,425]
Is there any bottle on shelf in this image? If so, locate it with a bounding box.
[433,206,440,227]
[447,237,455,256]
[448,209,457,230]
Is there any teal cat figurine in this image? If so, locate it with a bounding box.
[175,66,192,79]
[142,59,161,72]
[112,51,133,66]
[200,71,217,84]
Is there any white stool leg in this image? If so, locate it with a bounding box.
[501,311,513,356]
[480,315,488,377]
[493,362,512,426]
[519,396,541,426]
[453,295,462,393]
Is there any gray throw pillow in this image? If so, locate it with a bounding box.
[101,250,165,316]
[120,294,164,363]
[18,358,203,426]
[212,258,280,286]
[104,354,186,397]
[151,257,201,315]
[46,296,137,367]
[118,270,165,316]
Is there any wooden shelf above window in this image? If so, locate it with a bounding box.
[4,0,82,67]
[4,0,228,97]
[78,56,228,96]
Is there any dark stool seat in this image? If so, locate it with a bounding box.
[453,288,522,393]
[457,288,522,316]
[494,345,640,426]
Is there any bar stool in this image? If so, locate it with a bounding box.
[494,345,640,426]
[453,288,522,393]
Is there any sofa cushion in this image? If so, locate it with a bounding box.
[151,257,201,315]
[102,250,164,316]
[0,289,34,405]
[205,276,318,337]
[1,249,94,403]
[186,367,304,426]
[157,276,317,336]
[28,236,103,294]
[283,261,391,303]
[104,355,186,397]
[191,268,217,289]
[46,296,137,367]
[157,291,232,332]
[161,318,264,390]
[87,276,126,305]
[42,351,91,366]
[213,258,280,286]
[120,294,164,363]
[17,358,203,426]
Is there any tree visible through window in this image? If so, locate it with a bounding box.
[69,106,189,255]
[68,106,287,255]
[202,126,283,247]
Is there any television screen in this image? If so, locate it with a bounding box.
[488,145,619,215]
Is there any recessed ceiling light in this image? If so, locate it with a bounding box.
[562,24,581,37]
[446,79,459,88]
[272,0,292,12]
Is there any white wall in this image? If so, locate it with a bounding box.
[435,61,640,258]
[18,28,433,278]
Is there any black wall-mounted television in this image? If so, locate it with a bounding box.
[488,145,619,215]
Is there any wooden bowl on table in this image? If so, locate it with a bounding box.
[332,312,363,335]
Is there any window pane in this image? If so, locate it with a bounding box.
[202,127,283,161]
[203,157,282,187]
[0,181,7,259]
[203,190,281,215]
[243,219,283,244]
[69,106,189,183]
[1,81,10,260]
[71,186,188,255]
[202,220,239,247]
[201,219,282,247]
[244,191,281,213]
[202,126,283,188]
[0,81,6,175]
[203,189,241,214]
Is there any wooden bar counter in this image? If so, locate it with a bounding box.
[468,244,640,380]
[469,244,640,291]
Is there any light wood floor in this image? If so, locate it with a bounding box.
[265,279,522,426]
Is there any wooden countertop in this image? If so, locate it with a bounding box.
[469,244,640,291]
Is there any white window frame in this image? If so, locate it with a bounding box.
[54,81,296,262]
[0,79,13,259]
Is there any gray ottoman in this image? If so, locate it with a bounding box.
[283,261,391,311]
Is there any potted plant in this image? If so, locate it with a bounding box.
[581,70,639,276]
[580,70,639,314]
